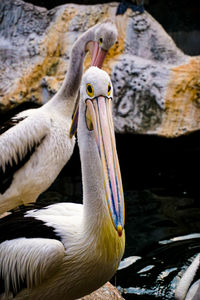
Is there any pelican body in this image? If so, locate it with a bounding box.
[0,20,118,214]
[0,67,125,300]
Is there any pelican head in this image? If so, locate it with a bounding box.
[87,19,118,68]
[77,66,125,237]
[70,20,117,137]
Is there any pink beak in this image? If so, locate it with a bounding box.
[86,96,125,236]
[70,41,108,138]
[91,41,108,68]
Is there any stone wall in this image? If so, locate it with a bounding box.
[0,0,200,137]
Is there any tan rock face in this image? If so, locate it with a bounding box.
[160,58,200,137]
[0,1,121,107]
[0,0,199,137]
[79,282,124,300]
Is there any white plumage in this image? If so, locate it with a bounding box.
[175,253,200,300]
[0,20,118,214]
[0,67,125,300]
[0,107,74,212]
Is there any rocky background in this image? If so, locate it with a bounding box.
[0,0,199,137]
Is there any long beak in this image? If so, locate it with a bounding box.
[86,96,125,237]
[70,42,108,138]
[91,41,108,68]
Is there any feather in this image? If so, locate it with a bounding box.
[0,102,41,129]
[0,238,65,297]
[0,134,46,194]
[0,116,27,136]
[0,206,61,243]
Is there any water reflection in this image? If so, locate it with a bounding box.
[115,188,200,299]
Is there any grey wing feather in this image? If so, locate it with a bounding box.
[0,238,65,297]
[0,111,49,194]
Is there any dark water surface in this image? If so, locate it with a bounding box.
[38,132,200,299]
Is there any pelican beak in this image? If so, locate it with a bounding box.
[86,41,108,69]
[90,41,108,68]
[70,42,108,138]
[86,96,125,237]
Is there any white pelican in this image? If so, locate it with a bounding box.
[0,20,118,214]
[0,67,125,300]
[175,253,200,300]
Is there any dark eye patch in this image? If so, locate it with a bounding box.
[87,85,92,93]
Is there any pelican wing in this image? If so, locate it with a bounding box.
[0,237,65,297]
[0,102,41,133]
[0,110,49,194]
[0,115,27,136]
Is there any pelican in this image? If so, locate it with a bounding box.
[0,20,118,214]
[0,67,125,300]
[175,253,200,300]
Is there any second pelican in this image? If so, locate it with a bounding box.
[0,67,125,300]
[0,20,118,214]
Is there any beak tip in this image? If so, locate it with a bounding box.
[117,225,123,237]
[69,128,74,139]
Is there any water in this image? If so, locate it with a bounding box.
[38,132,200,299]
[116,189,200,299]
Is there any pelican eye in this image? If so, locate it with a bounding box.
[107,83,111,96]
[99,37,103,46]
[86,83,94,97]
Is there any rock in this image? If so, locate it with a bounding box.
[111,10,200,137]
[79,282,124,300]
[0,0,199,137]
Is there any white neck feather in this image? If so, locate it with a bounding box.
[44,28,95,117]
[77,104,109,232]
